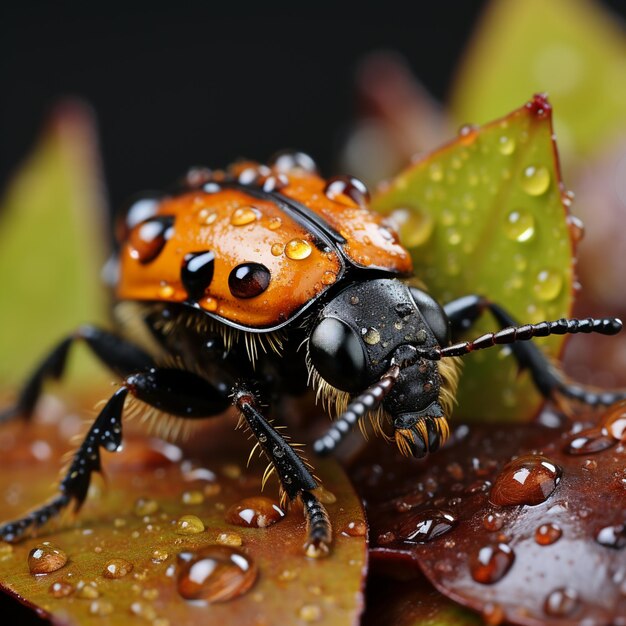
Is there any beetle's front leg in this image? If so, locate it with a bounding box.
[0,368,230,542]
[232,385,332,557]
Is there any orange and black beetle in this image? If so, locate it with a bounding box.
[1,151,623,555]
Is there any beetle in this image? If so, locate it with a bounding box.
[0,151,624,556]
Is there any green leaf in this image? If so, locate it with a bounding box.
[450,0,626,161]
[373,96,574,422]
[0,406,367,625]
[0,102,108,388]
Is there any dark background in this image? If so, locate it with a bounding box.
[1,1,624,210]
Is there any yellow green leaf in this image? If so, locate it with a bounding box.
[373,96,574,422]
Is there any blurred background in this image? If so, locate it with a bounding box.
[0,0,625,390]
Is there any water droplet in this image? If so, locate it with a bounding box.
[181,491,205,506]
[321,271,336,285]
[262,174,288,192]
[225,497,284,528]
[129,216,175,264]
[158,282,174,298]
[0,543,13,560]
[271,243,284,256]
[498,136,516,155]
[89,599,114,617]
[602,404,626,441]
[389,208,434,248]
[490,455,561,506]
[535,523,562,545]
[197,209,218,226]
[566,214,585,243]
[397,509,457,543]
[129,600,157,620]
[216,532,243,547]
[447,229,462,246]
[520,165,551,196]
[231,206,260,227]
[123,195,161,234]
[482,602,505,626]
[285,238,312,260]
[324,176,370,206]
[544,587,580,617]
[268,216,282,230]
[201,297,218,312]
[177,546,257,603]
[228,263,271,299]
[470,543,515,584]
[504,210,535,242]
[534,269,563,301]
[76,581,100,599]
[342,520,367,537]
[428,163,444,182]
[271,150,317,174]
[152,549,169,563]
[176,515,205,534]
[49,581,74,598]
[298,604,322,622]
[565,429,616,455]
[595,523,626,549]
[103,558,134,578]
[483,513,504,532]
[363,327,381,345]
[315,487,337,504]
[181,251,215,301]
[134,498,159,517]
[28,543,68,575]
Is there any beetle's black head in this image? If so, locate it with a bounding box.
[308,278,459,458]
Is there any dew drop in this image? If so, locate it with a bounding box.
[363,327,381,345]
[389,208,434,248]
[103,558,134,578]
[268,216,282,230]
[271,150,317,174]
[342,520,367,537]
[533,269,563,301]
[159,282,174,298]
[504,210,535,242]
[152,549,169,563]
[28,543,68,575]
[89,599,114,617]
[285,238,312,260]
[489,455,561,507]
[298,604,323,622]
[321,271,336,285]
[324,176,370,206]
[595,523,626,549]
[470,543,515,584]
[49,581,74,598]
[230,206,260,227]
[520,165,551,196]
[129,600,157,620]
[271,243,284,256]
[483,513,504,532]
[228,263,271,299]
[315,487,337,504]
[566,214,585,243]
[564,429,616,455]
[134,498,159,517]
[76,581,100,599]
[181,490,205,506]
[261,174,288,192]
[216,532,243,547]
[177,545,257,603]
[201,297,218,312]
[175,515,205,535]
[602,404,626,442]
[128,216,175,264]
[498,136,516,155]
[544,587,580,617]
[397,509,457,543]
[123,195,161,234]
[197,209,217,226]
[0,543,13,560]
[225,497,284,528]
[535,523,562,545]
[482,602,505,626]
[428,163,444,182]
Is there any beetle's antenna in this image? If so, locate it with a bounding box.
[418,317,622,361]
[313,364,400,456]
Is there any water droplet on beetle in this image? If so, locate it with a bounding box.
[228,263,271,299]
[176,515,205,534]
[498,136,516,155]
[483,513,504,532]
[268,216,282,230]
[103,558,133,578]
[520,165,551,196]
[482,602,505,625]
[504,210,535,242]
[490,455,561,506]
[363,327,381,345]
[470,543,515,584]
[271,150,317,174]
[28,543,68,575]
[389,207,434,248]
[565,429,616,455]
[49,581,74,598]
[271,243,284,256]
[397,509,457,543]
[225,497,284,528]
[129,216,174,264]
[535,523,562,545]
[595,523,626,549]
[216,532,243,547]
[534,269,563,301]
[134,498,159,517]
[321,271,336,285]
[177,545,257,603]
[544,587,580,617]
[231,206,260,227]
[285,239,312,260]
[324,175,370,206]
[197,209,218,226]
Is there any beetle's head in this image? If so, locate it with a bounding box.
[308,278,459,458]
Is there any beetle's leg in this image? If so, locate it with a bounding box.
[444,295,626,407]
[0,326,154,423]
[232,385,332,557]
[0,368,230,542]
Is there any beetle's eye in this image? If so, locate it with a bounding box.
[409,288,450,346]
[309,317,367,393]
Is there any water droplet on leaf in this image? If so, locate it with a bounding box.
[28,543,68,575]
[225,497,284,528]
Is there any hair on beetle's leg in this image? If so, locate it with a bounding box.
[444,295,626,408]
[0,326,154,424]
[232,384,332,557]
[0,368,231,542]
